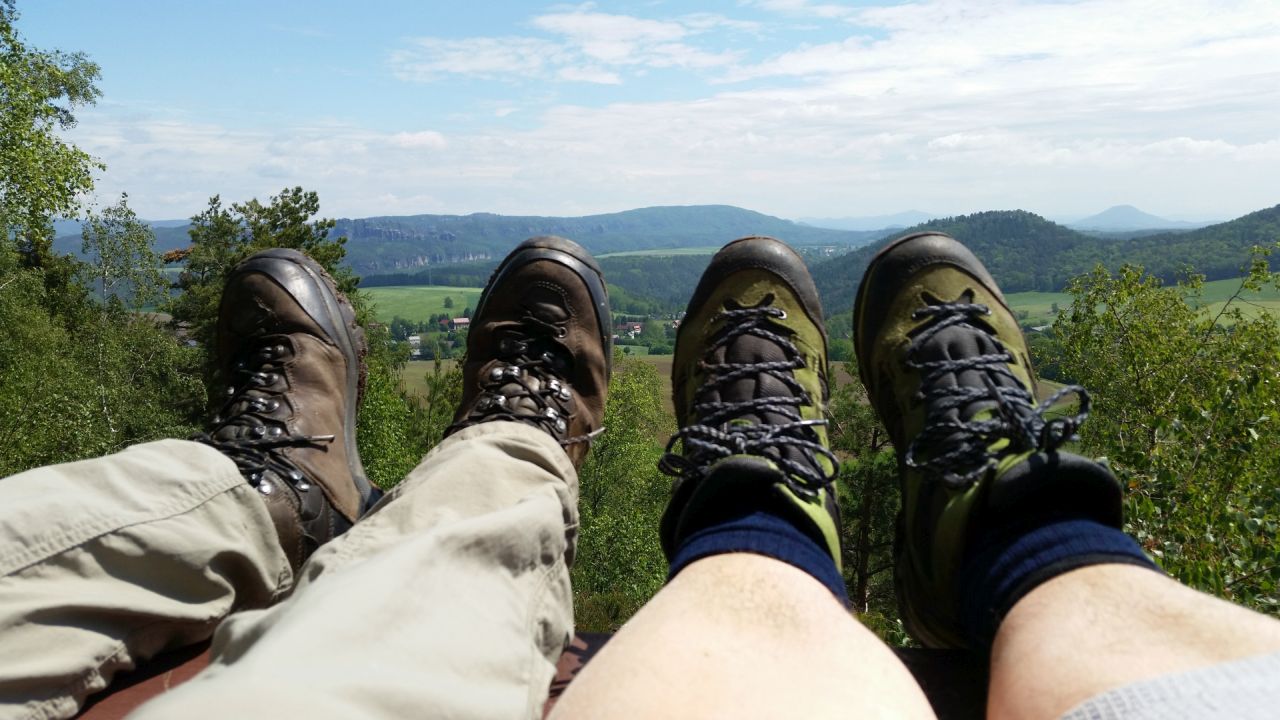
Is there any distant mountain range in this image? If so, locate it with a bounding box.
[808,204,1280,313]
[796,211,935,232]
[1065,205,1214,231]
[53,205,885,276]
[49,201,1280,319]
[331,205,884,274]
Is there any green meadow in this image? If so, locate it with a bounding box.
[1004,276,1280,327]
[364,286,483,322]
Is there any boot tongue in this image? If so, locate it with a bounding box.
[916,320,1025,425]
[716,320,817,474]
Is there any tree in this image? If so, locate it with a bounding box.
[166,187,432,489]
[169,188,354,361]
[0,1,101,268]
[572,352,673,630]
[0,3,203,475]
[827,371,908,643]
[443,295,454,309]
[80,194,167,308]
[1055,254,1280,612]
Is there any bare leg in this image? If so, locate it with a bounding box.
[989,564,1280,720]
[552,553,936,720]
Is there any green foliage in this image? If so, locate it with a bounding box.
[79,193,167,308]
[572,352,674,631]
[827,372,909,643]
[0,2,101,267]
[165,186,431,489]
[0,6,203,476]
[168,188,354,364]
[1055,253,1280,612]
[353,325,435,488]
[0,246,205,476]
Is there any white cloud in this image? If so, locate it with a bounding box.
[749,0,859,20]
[74,1,1280,222]
[556,66,622,84]
[389,37,566,81]
[391,131,448,150]
[391,9,741,85]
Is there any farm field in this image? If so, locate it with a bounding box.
[364,286,483,323]
[1003,275,1280,327]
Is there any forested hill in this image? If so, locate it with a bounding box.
[335,205,884,274]
[810,205,1280,312]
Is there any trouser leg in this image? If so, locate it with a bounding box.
[132,421,579,720]
[0,440,290,720]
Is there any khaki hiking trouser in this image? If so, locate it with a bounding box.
[0,421,578,720]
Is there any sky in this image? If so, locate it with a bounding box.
[16,0,1280,223]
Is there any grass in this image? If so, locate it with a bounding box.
[364,286,483,323]
[1004,275,1280,327]
[615,344,651,356]
[1004,291,1070,326]
[399,359,458,400]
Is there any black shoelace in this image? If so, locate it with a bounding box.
[659,302,837,500]
[193,341,330,495]
[449,314,602,446]
[905,302,1090,489]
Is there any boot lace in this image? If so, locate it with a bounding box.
[449,313,603,446]
[193,340,332,495]
[659,299,837,501]
[906,302,1091,489]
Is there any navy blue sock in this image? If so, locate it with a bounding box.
[960,517,1159,645]
[669,509,850,605]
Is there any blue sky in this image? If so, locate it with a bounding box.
[16,1,1280,222]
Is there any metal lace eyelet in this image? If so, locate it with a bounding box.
[296,481,311,492]
[558,388,571,401]
[257,480,274,495]
[268,427,283,437]
[266,399,280,412]
[554,418,567,433]
[252,426,266,437]
[777,309,788,319]
[489,366,505,381]
[543,407,559,420]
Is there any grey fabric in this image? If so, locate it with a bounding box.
[1061,650,1280,720]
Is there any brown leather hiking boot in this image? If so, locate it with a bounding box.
[447,236,611,468]
[196,248,374,571]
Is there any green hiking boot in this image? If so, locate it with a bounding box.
[660,237,841,568]
[854,232,1123,648]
